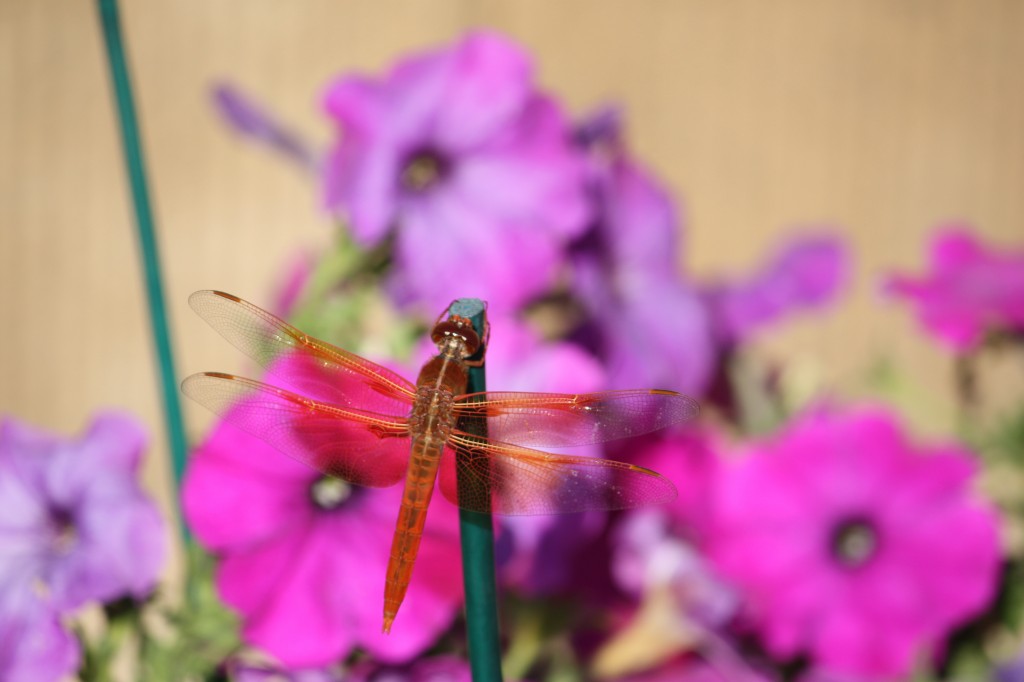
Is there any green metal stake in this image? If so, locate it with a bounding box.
[451,299,503,682]
[96,0,189,542]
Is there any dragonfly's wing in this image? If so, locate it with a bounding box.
[189,290,416,416]
[452,389,699,448]
[438,434,677,515]
[182,372,410,487]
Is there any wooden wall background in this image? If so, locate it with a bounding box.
[2,1,1023,568]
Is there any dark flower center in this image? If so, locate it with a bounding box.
[49,508,77,555]
[310,476,352,510]
[830,517,878,567]
[400,148,450,193]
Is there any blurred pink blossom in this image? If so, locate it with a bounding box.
[703,234,848,345]
[885,226,1024,352]
[182,401,463,668]
[0,413,166,612]
[322,31,589,311]
[708,408,1001,680]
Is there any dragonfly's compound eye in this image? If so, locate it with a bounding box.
[430,316,481,356]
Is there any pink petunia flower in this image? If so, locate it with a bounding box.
[708,408,1001,680]
[0,588,79,682]
[322,31,589,312]
[885,226,1024,352]
[0,413,166,613]
[182,401,463,668]
[702,234,848,346]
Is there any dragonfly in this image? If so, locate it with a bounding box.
[181,290,699,633]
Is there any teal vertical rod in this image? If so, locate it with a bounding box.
[96,0,189,540]
[452,299,503,682]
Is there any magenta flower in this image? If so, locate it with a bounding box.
[708,408,1001,680]
[323,31,589,312]
[182,402,463,668]
[702,234,847,345]
[885,226,1024,352]
[0,414,166,612]
[0,588,79,682]
[571,111,715,395]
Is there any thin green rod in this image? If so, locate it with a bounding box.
[97,0,189,541]
[452,299,503,682]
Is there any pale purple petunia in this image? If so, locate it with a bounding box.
[322,31,589,312]
[0,413,166,613]
[708,408,1001,680]
[571,110,715,395]
[213,83,319,173]
[0,588,79,682]
[702,234,847,345]
[885,226,1024,352]
[182,397,464,668]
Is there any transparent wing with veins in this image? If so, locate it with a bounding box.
[181,372,411,488]
[188,290,416,417]
[455,389,699,448]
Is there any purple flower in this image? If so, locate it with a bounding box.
[885,226,1024,352]
[707,408,1001,680]
[702,234,847,345]
[346,655,472,682]
[213,83,319,172]
[182,396,464,668]
[0,414,166,612]
[322,31,589,312]
[0,588,79,682]
[571,111,715,395]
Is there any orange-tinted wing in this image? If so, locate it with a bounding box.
[189,290,416,416]
[452,389,699,448]
[182,372,410,488]
[437,436,677,515]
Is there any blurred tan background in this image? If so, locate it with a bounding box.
[2,0,1023,565]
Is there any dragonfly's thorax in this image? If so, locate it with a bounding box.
[409,385,456,440]
[410,338,469,443]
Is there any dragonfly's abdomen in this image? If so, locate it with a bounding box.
[382,354,466,633]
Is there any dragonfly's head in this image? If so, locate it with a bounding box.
[430,313,483,359]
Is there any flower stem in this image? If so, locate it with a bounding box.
[452,299,504,681]
[96,0,189,544]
